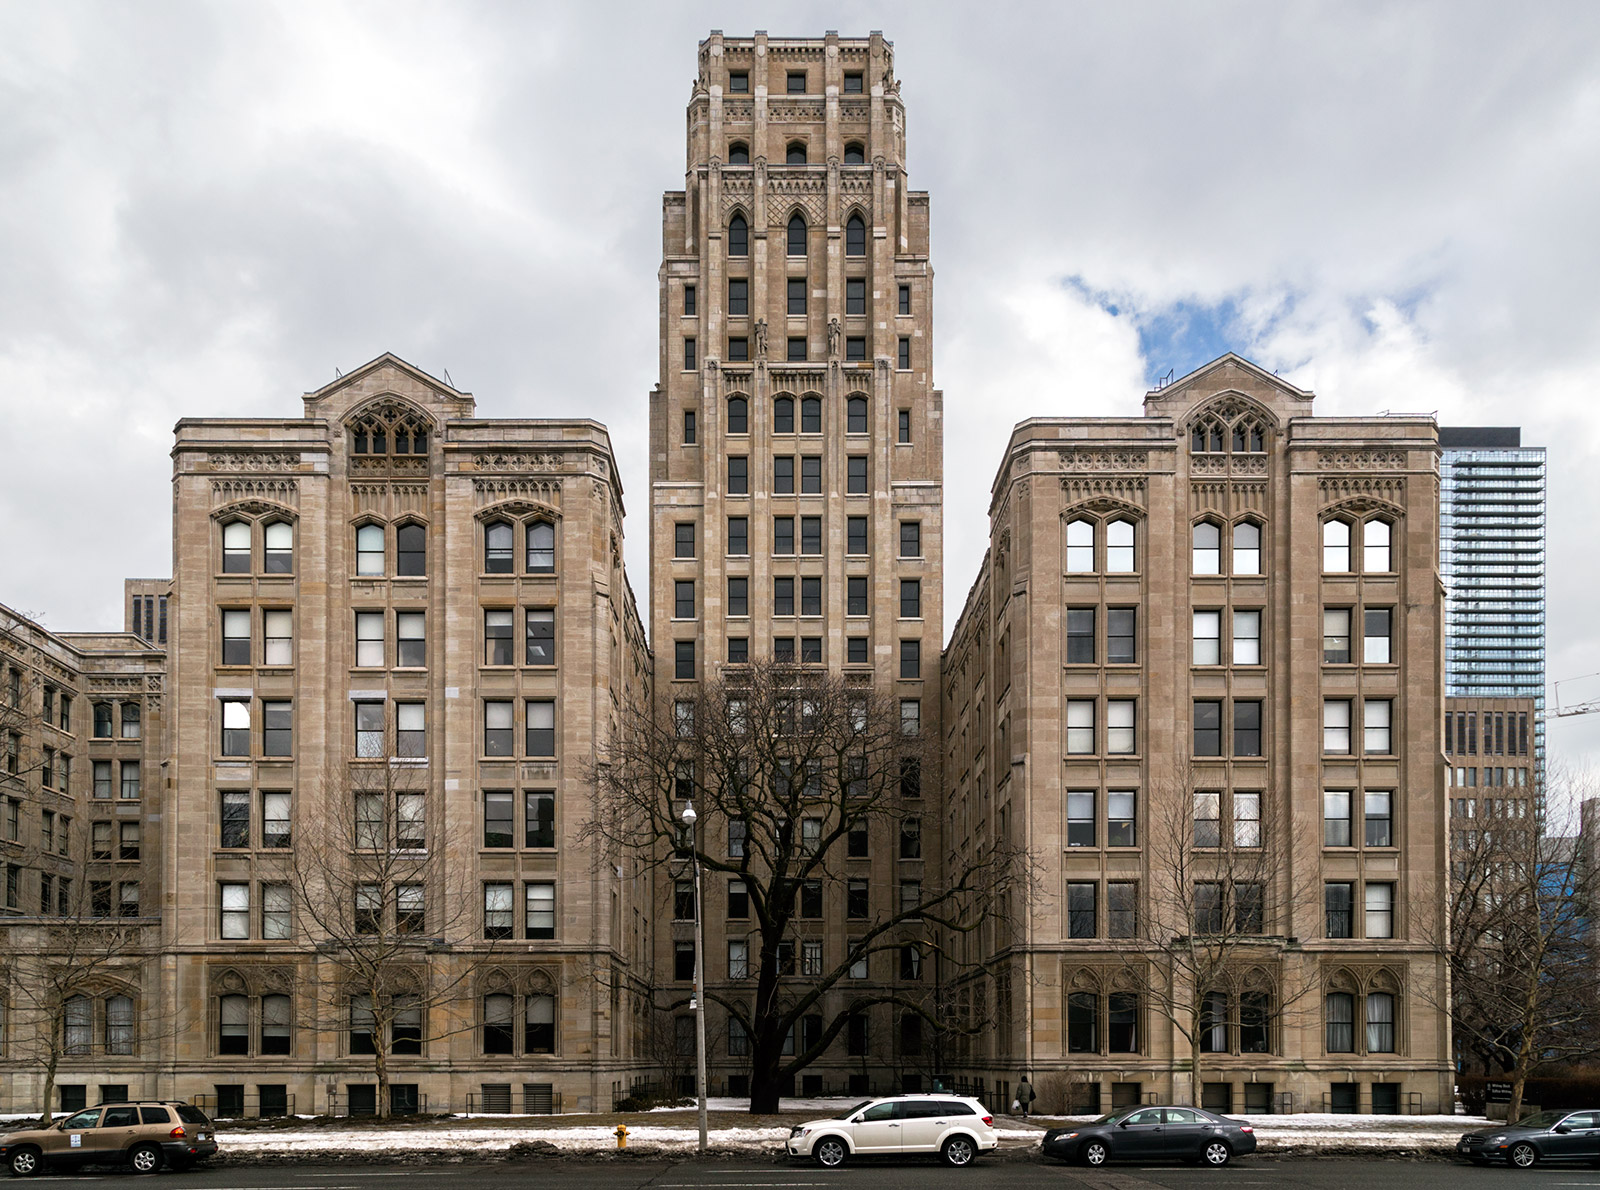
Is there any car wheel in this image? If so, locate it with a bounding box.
[942,1136,976,1168]
[814,1137,848,1169]
[8,1147,43,1177]
[128,1144,163,1175]
[1203,1141,1232,1167]
[1082,1140,1108,1167]
[1508,1142,1538,1169]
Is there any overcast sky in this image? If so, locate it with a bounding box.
[3,0,1598,781]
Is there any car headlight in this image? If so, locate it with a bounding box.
[1489,1135,1507,1145]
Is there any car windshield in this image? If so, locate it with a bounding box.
[1516,1110,1571,1130]
[835,1100,872,1120]
[1096,1109,1136,1125]
[175,1105,212,1125]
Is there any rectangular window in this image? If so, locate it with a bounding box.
[727,636,748,663]
[773,576,795,616]
[1193,700,1222,755]
[395,611,425,667]
[1194,882,1225,934]
[484,791,513,848]
[1233,609,1261,664]
[725,576,748,617]
[728,939,749,980]
[800,636,822,663]
[683,408,697,443]
[1106,700,1135,754]
[899,639,920,679]
[900,579,921,618]
[1067,881,1097,938]
[674,523,695,559]
[1235,882,1264,933]
[1364,699,1392,753]
[1065,608,1095,663]
[773,454,795,495]
[1108,881,1137,938]
[1194,791,1221,848]
[1364,882,1394,938]
[727,277,747,315]
[773,636,795,662]
[1324,791,1352,847]
[1065,700,1095,754]
[1106,607,1136,663]
[520,790,554,848]
[1367,993,1396,1053]
[1193,610,1221,665]
[1234,791,1261,847]
[221,883,250,939]
[728,879,749,919]
[897,283,911,315]
[263,792,291,848]
[800,516,821,554]
[525,882,555,939]
[518,608,553,666]
[353,700,385,757]
[787,276,806,316]
[485,609,514,665]
[844,335,865,361]
[728,336,748,361]
[92,820,112,860]
[1323,608,1352,664]
[898,409,911,443]
[847,455,868,494]
[1365,790,1393,847]
[787,70,806,93]
[786,336,806,362]
[1325,882,1353,937]
[674,639,696,679]
[264,610,293,666]
[800,576,822,616]
[221,790,250,848]
[773,516,795,554]
[483,883,513,940]
[847,636,868,664]
[262,701,292,757]
[901,699,920,736]
[728,71,748,93]
[1363,608,1392,663]
[897,521,922,560]
[1323,699,1352,753]
[93,760,112,799]
[673,580,696,620]
[1327,993,1355,1052]
[483,700,513,756]
[1066,791,1095,847]
[120,702,140,738]
[844,71,863,94]
[683,283,696,315]
[221,699,251,757]
[1233,700,1262,757]
[847,516,867,555]
[262,882,291,939]
[727,455,749,495]
[897,336,911,369]
[355,611,386,668]
[1107,791,1136,846]
[526,699,555,757]
[840,276,867,317]
[726,516,748,555]
[221,609,251,666]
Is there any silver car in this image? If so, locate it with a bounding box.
[787,1094,998,1167]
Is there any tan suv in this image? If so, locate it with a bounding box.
[0,1101,217,1176]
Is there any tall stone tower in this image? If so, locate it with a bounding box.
[648,31,945,1094]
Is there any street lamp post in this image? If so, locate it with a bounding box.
[682,801,709,1154]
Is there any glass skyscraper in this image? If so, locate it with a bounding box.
[1438,426,1547,777]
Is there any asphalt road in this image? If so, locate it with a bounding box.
[17,1158,1600,1190]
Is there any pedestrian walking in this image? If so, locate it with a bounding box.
[1016,1074,1035,1118]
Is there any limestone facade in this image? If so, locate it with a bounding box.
[647,31,947,1096]
[942,356,1453,1114]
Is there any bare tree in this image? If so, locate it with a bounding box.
[1423,765,1600,1120]
[0,820,176,1122]
[1115,774,1319,1106]
[283,729,489,1117]
[589,663,1017,1114]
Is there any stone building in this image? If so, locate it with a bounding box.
[942,355,1452,1114]
[0,602,167,1113]
[1445,697,1538,848]
[151,354,651,1116]
[646,31,946,1096]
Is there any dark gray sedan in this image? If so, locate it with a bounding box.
[1458,1109,1600,1167]
[1042,1105,1257,1167]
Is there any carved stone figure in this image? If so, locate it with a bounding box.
[828,318,842,357]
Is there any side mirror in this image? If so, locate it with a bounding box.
[1118,1120,1131,1128]
[1555,1125,1571,1134]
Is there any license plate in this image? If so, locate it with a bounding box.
[196,1133,207,1141]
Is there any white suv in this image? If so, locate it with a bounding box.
[787,1095,998,1167]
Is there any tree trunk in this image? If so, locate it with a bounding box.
[1189,1026,1203,1107]
[748,1036,783,1113]
[375,1044,390,1119]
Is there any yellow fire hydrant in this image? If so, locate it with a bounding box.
[615,1124,629,1149]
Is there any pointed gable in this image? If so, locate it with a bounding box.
[1143,352,1313,427]
[300,352,476,425]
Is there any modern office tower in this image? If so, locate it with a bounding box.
[944,355,1452,1114]
[157,354,649,1116]
[0,601,167,1114]
[1438,427,1546,806]
[649,31,944,1096]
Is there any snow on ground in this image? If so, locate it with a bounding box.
[212,1110,1487,1157]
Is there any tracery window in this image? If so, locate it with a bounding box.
[350,404,430,457]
